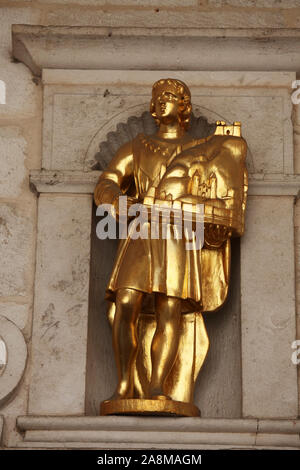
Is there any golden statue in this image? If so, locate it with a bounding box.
[94,78,248,417]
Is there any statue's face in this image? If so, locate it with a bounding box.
[154,89,181,123]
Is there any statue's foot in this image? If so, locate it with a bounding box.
[151,394,172,401]
[149,387,171,400]
[107,381,132,400]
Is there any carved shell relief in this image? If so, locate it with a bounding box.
[85,108,254,173]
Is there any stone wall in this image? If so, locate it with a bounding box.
[0,0,299,449]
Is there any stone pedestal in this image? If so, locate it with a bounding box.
[17,416,300,449]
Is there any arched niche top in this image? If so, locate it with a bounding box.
[84,109,254,173]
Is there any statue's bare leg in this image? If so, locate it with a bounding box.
[112,287,143,399]
[149,294,181,399]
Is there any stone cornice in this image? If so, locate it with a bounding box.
[29,170,300,197]
[29,170,101,195]
[12,25,300,77]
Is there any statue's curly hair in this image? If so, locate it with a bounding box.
[150,78,192,131]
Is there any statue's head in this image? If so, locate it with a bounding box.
[150,78,192,130]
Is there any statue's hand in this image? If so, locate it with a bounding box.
[127,196,139,207]
[112,195,139,218]
[204,223,231,249]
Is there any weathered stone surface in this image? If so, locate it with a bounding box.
[0,203,34,297]
[4,0,300,6]
[45,7,285,28]
[0,7,40,57]
[284,12,300,28]
[0,303,29,331]
[0,8,41,118]
[294,123,300,174]
[0,60,40,118]
[241,196,298,418]
[37,0,197,5]
[45,92,146,170]
[0,127,27,198]
[28,195,92,415]
[208,0,300,7]
[43,72,293,175]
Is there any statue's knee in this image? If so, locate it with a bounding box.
[156,295,181,318]
[166,297,181,311]
[116,288,139,316]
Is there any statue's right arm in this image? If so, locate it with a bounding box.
[94,141,134,207]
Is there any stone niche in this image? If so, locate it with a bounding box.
[13,26,300,449]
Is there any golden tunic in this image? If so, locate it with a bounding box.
[94,130,246,313]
